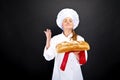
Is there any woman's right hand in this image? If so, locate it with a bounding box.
[44,28,52,40]
[44,29,52,49]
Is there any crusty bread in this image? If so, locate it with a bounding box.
[56,41,90,53]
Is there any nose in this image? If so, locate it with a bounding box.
[66,20,70,24]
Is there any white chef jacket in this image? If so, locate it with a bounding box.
[43,32,88,80]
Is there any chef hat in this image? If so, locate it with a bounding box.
[56,8,80,30]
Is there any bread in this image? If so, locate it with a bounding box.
[56,41,90,53]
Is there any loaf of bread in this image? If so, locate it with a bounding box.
[56,41,90,53]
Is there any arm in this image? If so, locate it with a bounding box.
[43,29,55,61]
[74,35,88,65]
[44,29,51,49]
[74,50,88,65]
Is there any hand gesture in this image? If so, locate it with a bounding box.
[44,29,52,49]
[44,29,52,40]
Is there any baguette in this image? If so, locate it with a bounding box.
[56,41,90,53]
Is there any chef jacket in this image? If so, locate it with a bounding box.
[43,32,88,80]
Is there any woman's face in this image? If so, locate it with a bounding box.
[62,17,74,30]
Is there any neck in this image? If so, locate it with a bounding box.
[63,29,72,37]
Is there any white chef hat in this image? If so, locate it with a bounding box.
[56,8,80,30]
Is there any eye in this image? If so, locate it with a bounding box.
[69,20,72,22]
[63,19,67,23]
[69,19,73,23]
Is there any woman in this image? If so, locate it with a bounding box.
[43,8,88,80]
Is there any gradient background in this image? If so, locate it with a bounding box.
[1,0,120,80]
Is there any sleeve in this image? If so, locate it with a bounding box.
[43,37,56,61]
[77,35,88,65]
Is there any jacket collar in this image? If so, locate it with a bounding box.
[61,32,73,39]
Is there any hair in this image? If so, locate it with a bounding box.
[71,30,78,41]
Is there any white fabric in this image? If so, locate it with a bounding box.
[56,8,80,30]
[43,33,88,80]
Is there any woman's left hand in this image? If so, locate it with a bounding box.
[73,52,80,60]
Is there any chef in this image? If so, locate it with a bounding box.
[43,8,88,80]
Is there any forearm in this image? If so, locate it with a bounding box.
[45,39,51,49]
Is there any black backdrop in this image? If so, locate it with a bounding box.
[1,0,120,80]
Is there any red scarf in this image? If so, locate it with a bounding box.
[60,51,86,71]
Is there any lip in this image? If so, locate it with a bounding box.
[65,24,71,26]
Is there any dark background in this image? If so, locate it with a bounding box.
[1,0,120,80]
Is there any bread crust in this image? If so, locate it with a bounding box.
[56,41,90,53]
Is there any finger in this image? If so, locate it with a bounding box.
[46,28,49,31]
[48,29,51,33]
[48,29,51,31]
[47,28,50,31]
[44,28,48,33]
[44,28,51,34]
[46,29,50,33]
[44,31,46,34]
